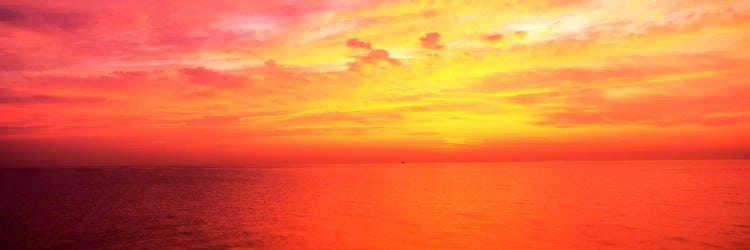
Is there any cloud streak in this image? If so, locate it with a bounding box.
[0,88,104,104]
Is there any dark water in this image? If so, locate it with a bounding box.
[1,160,749,249]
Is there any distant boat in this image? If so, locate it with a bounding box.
[400,161,407,164]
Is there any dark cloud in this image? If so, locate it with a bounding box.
[0,88,104,104]
[0,6,23,22]
[420,32,443,50]
[0,5,89,32]
[0,125,45,135]
[0,51,77,72]
[0,52,29,71]
[346,38,372,50]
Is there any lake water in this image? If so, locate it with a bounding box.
[1,160,749,249]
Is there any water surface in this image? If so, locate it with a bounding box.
[1,160,749,249]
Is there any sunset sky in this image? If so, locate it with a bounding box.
[1,0,749,166]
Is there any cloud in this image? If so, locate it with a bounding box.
[477,64,706,93]
[547,0,587,7]
[0,51,78,72]
[512,86,750,127]
[0,88,104,104]
[420,32,443,50]
[0,125,45,135]
[112,70,149,78]
[180,67,248,89]
[346,38,372,50]
[483,33,504,41]
[0,2,366,73]
[421,9,438,18]
[156,115,244,127]
[264,60,281,68]
[513,31,527,39]
[347,49,400,71]
[181,90,218,99]
[0,52,29,71]
[359,49,399,64]
[284,110,404,125]
[0,5,89,32]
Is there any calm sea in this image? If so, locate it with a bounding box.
[1,160,749,249]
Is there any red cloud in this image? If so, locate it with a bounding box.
[347,49,400,71]
[420,32,443,50]
[484,33,504,41]
[359,49,398,64]
[0,88,104,104]
[264,60,281,68]
[180,67,247,89]
[346,38,372,50]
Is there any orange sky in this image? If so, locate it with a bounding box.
[1,0,749,166]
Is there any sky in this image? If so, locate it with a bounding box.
[1,0,749,166]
